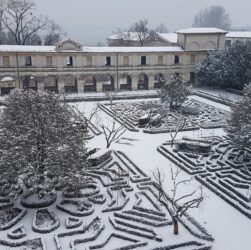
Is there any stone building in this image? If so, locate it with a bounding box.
[225,32,251,46]
[0,28,227,95]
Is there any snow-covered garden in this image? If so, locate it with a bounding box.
[0,87,251,250]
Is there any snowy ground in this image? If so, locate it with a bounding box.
[78,97,251,250]
[0,91,250,250]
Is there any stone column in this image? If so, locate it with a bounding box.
[131,75,138,91]
[57,81,65,94]
[37,77,45,91]
[96,82,103,92]
[77,79,84,93]
[148,75,155,90]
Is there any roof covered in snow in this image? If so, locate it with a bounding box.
[0,45,56,52]
[176,28,227,34]
[0,45,183,53]
[107,32,143,41]
[226,32,251,38]
[157,33,178,43]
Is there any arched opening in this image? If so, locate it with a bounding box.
[0,76,15,95]
[84,76,96,92]
[205,41,216,50]
[189,42,200,50]
[102,75,114,91]
[44,76,58,93]
[138,73,148,90]
[23,76,37,91]
[64,77,78,93]
[119,74,132,91]
[154,73,165,88]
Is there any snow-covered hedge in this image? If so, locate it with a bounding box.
[0,238,45,249]
[7,225,26,240]
[32,208,60,234]
[196,175,251,219]
[21,192,57,209]
[65,217,83,229]
[0,207,27,231]
[56,199,95,217]
[88,232,147,250]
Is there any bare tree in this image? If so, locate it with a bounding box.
[43,21,66,45]
[155,22,169,33]
[192,5,231,30]
[105,88,118,106]
[170,118,187,147]
[99,113,126,148]
[0,0,65,45]
[152,166,204,235]
[1,0,48,45]
[130,19,149,46]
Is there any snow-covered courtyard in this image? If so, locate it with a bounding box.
[0,92,251,250]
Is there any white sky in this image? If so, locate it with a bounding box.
[34,0,251,45]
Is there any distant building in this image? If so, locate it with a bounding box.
[0,28,228,95]
[225,32,251,46]
[144,33,178,47]
[107,32,143,47]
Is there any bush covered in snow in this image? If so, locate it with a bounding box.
[0,90,89,199]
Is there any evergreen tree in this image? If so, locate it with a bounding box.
[0,90,88,198]
[197,41,251,90]
[226,83,251,150]
[160,75,190,109]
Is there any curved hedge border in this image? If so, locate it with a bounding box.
[21,193,57,209]
[32,208,60,234]
[56,199,95,217]
[0,207,27,231]
[7,225,26,240]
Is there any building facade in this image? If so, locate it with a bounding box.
[0,28,227,95]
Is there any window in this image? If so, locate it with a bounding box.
[105,56,111,66]
[3,56,10,66]
[174,72,180,78]
[141,56,146,65]
[174,55,179,64]
[123,56,129,66]
[86,56,92,66]
[158,56,163,65]
[46,56,53,66]
[190,55,196,65]
[25,56,32,66]
[67,56,73,66]
[225,40,232,47]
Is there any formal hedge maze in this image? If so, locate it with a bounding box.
[158,136,251,219]
[99,98,229,134]
[0,150,213,250]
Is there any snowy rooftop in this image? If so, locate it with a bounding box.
[176,28,227,34]
[107,32,142,41]
[157,33,178,43]
[226,31,251,38]
[0,45,183,53]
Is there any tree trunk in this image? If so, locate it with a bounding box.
[173,217,179,235]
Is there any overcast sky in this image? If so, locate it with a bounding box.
[35,0,251,45]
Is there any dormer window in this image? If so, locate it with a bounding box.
[67,56,73,66]
[25,56,32,66]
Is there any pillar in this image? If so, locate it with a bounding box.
[77,79,84,93]
[148,75,155,90]
[58,81,65,94]
[37,77,45,91]
[131,75,138,91]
